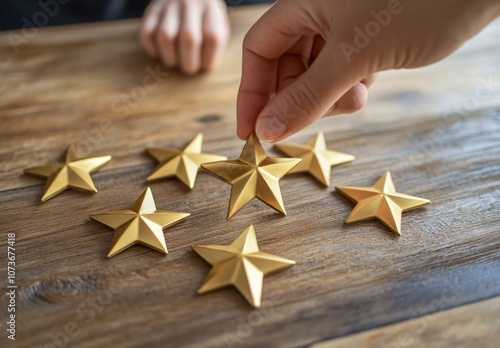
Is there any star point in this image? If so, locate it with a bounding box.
[275,132,354,186]
[192,225,295,308]
[146,134,227,189]
[90,187,190,257]
[201,133,301,219]
[24,145,111,202]
[336,171,430,235]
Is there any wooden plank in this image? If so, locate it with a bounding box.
[0,4,499,348]
[0,10,499,191]
[312,296,500,348]
[1,108,499,347]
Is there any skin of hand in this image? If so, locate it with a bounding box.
[237,0,500,142]
[140,0,230,75]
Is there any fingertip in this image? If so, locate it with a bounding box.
[236,108,254,141]
[236,126,251,141]
[236,89,269,142]
[255,115,288,143]
[178,31,201,73]
[180,66,200,75]
[201,29,227,71]
[156,29,178,68]
[154,1,181,68]
[335,82,368,115]
[202,8,229,63]
[361,73,379,89]
[140,19,158,58]
[323,102,337,117]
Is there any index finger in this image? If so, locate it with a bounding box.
[236,2,313,140]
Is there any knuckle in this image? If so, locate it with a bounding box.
[242,30,257,53]
[340,90,366,114]
[203,30,222,48]
[157,29,176,45]
[179,29,201,48]
[279,84,319,125]
[202,61,217,71]
[140,26,154,43]
[242,33,250,49]
[181,65,198,75]
[180,61,199,75]
[161,54,176,68]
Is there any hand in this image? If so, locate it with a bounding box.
[237,0,500,142]
[140,0,230,75]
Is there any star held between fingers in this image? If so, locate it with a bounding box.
[146,133,227,189]
[275,131,355,186]
[192,225,295,308]
[90,187,190,258]
[201,133,301,219]
[24,144,111,202]
[335,171,430,235]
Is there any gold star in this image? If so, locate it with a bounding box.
[146,133,227,189]
[201,133,301,219]
[90,187,190,258]
[335,171,430,235]
[192,225,295,308]
[275,131,354,186]
[24,145,111,202]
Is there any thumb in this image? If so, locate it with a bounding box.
[255,41,366,143]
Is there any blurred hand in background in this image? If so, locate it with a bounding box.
[140,0,230,75]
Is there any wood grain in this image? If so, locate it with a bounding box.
[312,297,500,348]
[0,4,499,348]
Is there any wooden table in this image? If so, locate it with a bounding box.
[1,5,499,348]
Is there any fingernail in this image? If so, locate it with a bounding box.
[326,103,337,115]
[256,115,287,143]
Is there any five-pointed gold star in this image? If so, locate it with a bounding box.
[90,187,190,258]
[192,225,295,308]
[24,145,111,202]
[201,133,301,219]
[275,131,355,186]
[335,171,430,235]
[146,133,227,189]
